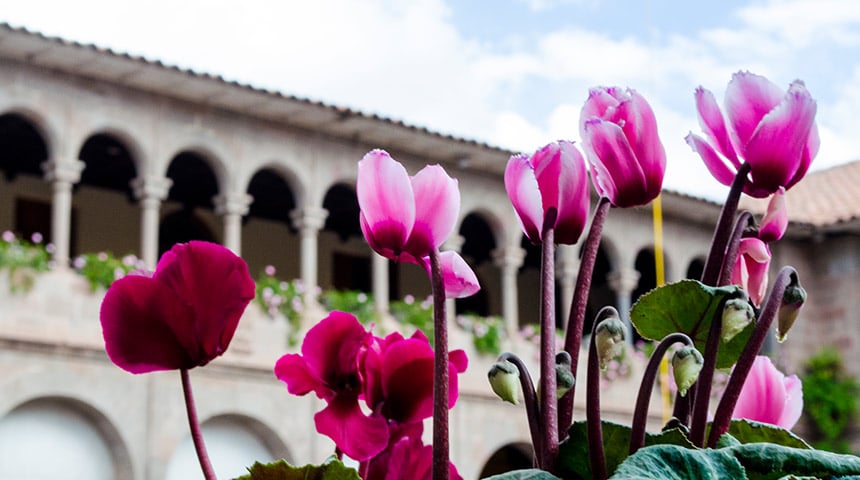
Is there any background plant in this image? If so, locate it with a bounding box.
[320,289,378,325]
[456,314,504,356]
[0,231,51,293]
[255,267,306,346]
[73,251,143,292]
[802,347,859,453]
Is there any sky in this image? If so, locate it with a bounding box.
[0,0,857,200]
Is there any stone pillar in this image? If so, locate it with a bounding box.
[556,244,580,329]
[289,206,328,304]
[131,176,172,269]
[492,245,525,338]
[607,268,641,343]
[372,252,389,317]
[442,235,466,324]
[42,159,84,268]
[214,192,253,255]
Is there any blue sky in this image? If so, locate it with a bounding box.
[0,0,857,200]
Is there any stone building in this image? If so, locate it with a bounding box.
[0,23,856,479]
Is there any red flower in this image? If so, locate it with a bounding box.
[100,241,255,374]
[365,423,463,480]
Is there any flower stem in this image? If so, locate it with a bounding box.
[717,211,754,287]
[560,196,611,437]
[629,333,694,454]
[429,249,449,480]
[701,163,751,286]
[708,267,797,447]
[586,311,611,480]
[498,352,541,460]
[538,220,558,472]
[180,368,216,480]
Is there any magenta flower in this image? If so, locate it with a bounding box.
[363,329,468,426]
[504,141,590,244]
[274,311,389,460]
[686,72,819,198]
[733,356,803,429]
[366,424,463,480]
[759,187,788,243]
[100,241,255,374]
[732,238,771,306]
[358,150,460,264]
[421,251,480,299]
[580,87,666,208]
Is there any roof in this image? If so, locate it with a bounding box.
[740,160,860,230]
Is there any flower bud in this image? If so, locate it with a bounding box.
[777,276,806,343]
[595,316,626,371]
[672,346,704,397]
[555,351,575,399]
[721,297,755,342]
[488,359,520,405]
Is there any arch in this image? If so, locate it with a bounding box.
[0,106,58,159]
[162,145,229,198]
[686,255,707,280]
[165,413,289,480]
[0,396,133,480]
[241,162,306,211]
[322,182,361,242]
[165,150,221,209]
[245,167,297,225]
[74,125,146,176]
[77,132,138,197]
[478,442,534,477]
[159,207,216,255]
[457,208,506,254]
[242,166,301,276]
[583,241,615,332]
[0,112,50,180]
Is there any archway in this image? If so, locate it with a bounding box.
[320,183,372,293]
[583,242,614,334]
[0,113,51,241]
[242,167,298,278]
[160,151,220,254]
[456,212,497,317]
[479,442,534,477]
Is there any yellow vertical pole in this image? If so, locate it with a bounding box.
[652,193,671,422]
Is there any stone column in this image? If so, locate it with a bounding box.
[214,192,253,255]
[442,235,465,324]
[372,252,389,317]
[289,206,329,304]
[607,268,641,343]
[556,244,580,329]
[492,245,525,338]
[42,159,84,268]
[131,176,172,269]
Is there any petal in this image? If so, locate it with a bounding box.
[314,395,389,461]
[738,239,770,306]
[759,188,788,242]
[100,275,196,373]
[551,141,590,245]
[153,241,255,363]
[724,71,785,151]
[380,337,436,423]
[777,374,804,429]
[617,90,667,196]
[685,133,737,187]
[787,122,820,190]
[532,142,564,221]
[274,353,328,399]
[744,81,817,193]
[580,86,622,134]
[504,154,543,243]
[423,251,481,299]
[357,150,415,252]
[404,164,460,257]
[582,118,648,207]
[695,86,740,168]
[733,356,787,426]
[301,311,370,385]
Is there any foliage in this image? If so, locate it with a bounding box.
[73,252,144,292]
[320,289,378,325]
[236,457,360,480]
[802,348,859,453]
[457,314,504,356]
[390,295,434,342]
[0,231,51,293]
[255,267,307,347]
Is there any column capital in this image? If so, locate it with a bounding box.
[213,192,253,216]
[491,245,525,270]
[131,176,173,202]
[556,244,581,279]
[607,268,641,295]
[290,206,329,232]
[442,234,465,252]
[41,159,84,184]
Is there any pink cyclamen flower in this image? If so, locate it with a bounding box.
[274,311,389,460]
[358,150,460,264]
[686,71,819,198]
[504,140,590,244]
[759,187,788,243]
[580,86,666,208]
[363,329,468,426]
[732,237,771,306]
[366,423,463,480]
[733,356,803,429]
[421,251,481,299]
[100,241,255,374]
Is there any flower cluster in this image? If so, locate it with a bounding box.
[74,251,145,292]
[274,311,467,479]
[0,231,51,292]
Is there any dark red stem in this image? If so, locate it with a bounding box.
[708,267,797,447]
[701,163,751,286]
[429,249,449,480]
[717,211,754,287]
[498,352,541,461]
[539,222,558,472]
[560,197,611,437]
[629,333,694,454]
[180,368,217,480]
[586,315,608,480]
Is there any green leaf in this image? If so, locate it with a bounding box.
[630,280,750,369]
[482,469,561,479]
[234,457,360,480]
[558,421,695,479]
[609,444,746,479]
[725,420,811,449]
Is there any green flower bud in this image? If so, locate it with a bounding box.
[672,346,703,397]
[595,316,626,371]
[488,360,520,405]
[777,277,806,343]
[721,298,755,342]
[555,351,575,399]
